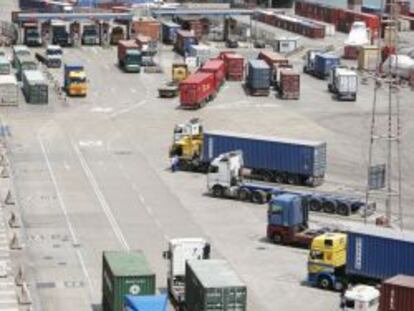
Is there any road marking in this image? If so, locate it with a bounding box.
[130,88,137,93]
[92,47,98,55]
[109,99,148,118]
[90,107,113,113]
[78,140,103,147]
[72,141,130,251]
[37,136,95,298]
[138,194,145,204]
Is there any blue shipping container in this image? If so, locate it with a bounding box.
[124,294,168,311]
[162,21,180,44]
[247,59,271,90]
[346,227,414,280]
[268,194,306,227]
[314,53,340,78]
[202,131,327,178]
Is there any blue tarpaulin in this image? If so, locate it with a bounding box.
[124,294,168,311]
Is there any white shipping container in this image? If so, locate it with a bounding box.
[274,37,299,53]
[0,75,18,106]
[188,44,217,66]
[335,68,358,94]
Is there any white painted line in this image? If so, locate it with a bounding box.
[0,291,16,296]
[72,141,130,251]
[109,99,148,118]
[92,47,98,55]
[37,136,95,298]
[138,194,145,204]
[0,301,18,305]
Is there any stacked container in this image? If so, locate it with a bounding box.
[246,60,271,96]
[221,52,244,81]
[175,30,197,56]
[185,259,247,311]
[161,21,180,44]
[102,251,156,311]
[16,54,37,81]
[0,75,18,106]
[22,70,48,104]
[278,70,300,100]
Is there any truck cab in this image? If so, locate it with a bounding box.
[45,45,62,68]
[328,67,358,101]
[124,49,141,72]
[64,64,87,96]
[52,20,71,47]
[342,285,379,311]
[307,232,347,290]
[163,238,210,305]
[81,24,99,45]
[24,24,41,46]
[172,64,189,83]
[303,49,323,74]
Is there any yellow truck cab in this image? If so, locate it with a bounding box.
[64,64,87,96]
[307,232,347,290]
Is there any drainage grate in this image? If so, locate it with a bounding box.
[37,282,56,289]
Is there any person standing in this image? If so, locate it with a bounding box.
[171,155,179,173]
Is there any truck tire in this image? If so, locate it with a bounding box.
[336,203,350,216]
[271,233,284,244]
[274,173,285,184]
[322,201,336,214]
[212,185,224,198]
[238,189,251,201]
[309,199,322,212]
[318,276,333,290]
[252,190,266,204]
[287,174,298,185]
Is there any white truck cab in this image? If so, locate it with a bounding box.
[342,285,380,311]
[163,238,210,304]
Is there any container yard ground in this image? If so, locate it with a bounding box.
[2,2,414,311]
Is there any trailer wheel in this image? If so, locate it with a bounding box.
[322,201,336,214]
[309,199,322,212]
[252,190,266,204]
[274,174,285,184]
[212,185,224,198]
[317,276,333,290]
[336,203,350,216]
[238,189,251,201]
[287,174,298,185]
[271,233,284,244]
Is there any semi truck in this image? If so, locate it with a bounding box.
[303,50,340,79]
[51,20,72,46]
[162,238,210,308]
[23,24,41,46]
[81,24,99,45]
[207,151,374,217]
[328,67,358,101]
[35,45,62,68]
[117,40,141,73]
[158,64,189,98]
[64,64,87,96]
[307,227,414,291]
[170,119,327,186]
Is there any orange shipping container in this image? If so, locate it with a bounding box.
[131,18,160,41]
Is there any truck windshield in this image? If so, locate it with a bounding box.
[345,299,355,309]
[126,54,141,63]
[84,29,97,36]
[208,165,218,173]
[70,77,86,84]
[309,250,324,260]
[269,203,283,213]
[27,29,39,37]
[47,49,62,56]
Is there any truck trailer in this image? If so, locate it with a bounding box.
[117,40,141,73]
[308,227,414,291]
[328,67,358,101]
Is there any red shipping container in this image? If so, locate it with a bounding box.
[179,72,215,109]
[258,51,289,68]
[343,45,360,59]
[131,19,160,41]
[117,40,139,61]
[380,275,414,311]
[223,53,245,81]
[200,59,226,90]
[219,51,236,60]
[279,70,300,99]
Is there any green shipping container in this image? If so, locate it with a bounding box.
[102,251,156,311]
[185,259,247,311]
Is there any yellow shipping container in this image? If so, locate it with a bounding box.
[358,45,380,71]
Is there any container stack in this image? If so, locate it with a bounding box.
[185,259,247,311]
[0,75,19,106]
[278,69,300,100]
[131,18,160,41]
[175,30,197,56]
[246,60,271,96]
[220,52,245,81]
[22,70,48,104]
[161,21,180,44]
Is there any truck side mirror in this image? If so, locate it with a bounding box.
[203,243,211,259]
[162,250,171,260]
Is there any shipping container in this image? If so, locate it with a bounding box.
[177,17,203,40]
[274,37,299,53]
[358,45,380,71]
[278,70,300,99]
[175,30,197,56]
[102,251,156,311]
[200,59,225,91]
[162,21,180,44]
[118,40,139,61]
[124,294,168,311]
[246,60,271,96]
[131,18,160,41]
[201,131,327,182]
[189,44,215,66]
[0,75,18,106]
[185,259,247,311]
[15,54,37,81]
[346,227,414,281]
[179,72,215,109]
[328,67,358,101]
[0,57,11,75]
[380,275,414,311]
[343,45,360,60]
[221,52,244,81]
[314,54,340,79]
[22,70,48,104]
